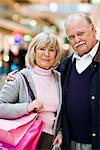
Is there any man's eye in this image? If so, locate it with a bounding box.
[69,36,74,40]
[79,32,85,36]
[78,32,84,36]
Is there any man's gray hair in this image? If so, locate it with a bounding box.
[65,13,94,29]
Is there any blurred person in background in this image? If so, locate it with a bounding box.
[58,13,100,150]
[18,43,27,69]
[8,43,27,72]
[0,32,62,149]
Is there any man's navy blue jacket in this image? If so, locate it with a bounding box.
[57,42,100,150]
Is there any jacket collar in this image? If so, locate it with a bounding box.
[93,41,100,63]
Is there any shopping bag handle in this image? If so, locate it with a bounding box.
[21,73,35,100]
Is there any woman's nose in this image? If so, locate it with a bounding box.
[44,49,49,56]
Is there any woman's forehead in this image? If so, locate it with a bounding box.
[37,42,56,47]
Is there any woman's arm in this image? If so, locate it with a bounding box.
[0,77,28,119]
[0,73,43,119]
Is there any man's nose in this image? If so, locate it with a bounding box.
[75,35,80,42]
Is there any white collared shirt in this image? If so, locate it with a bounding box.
[73,41,99,74]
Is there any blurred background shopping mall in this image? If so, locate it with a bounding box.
[0,0,100,89]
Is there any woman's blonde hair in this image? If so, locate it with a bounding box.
[25,32,61,68]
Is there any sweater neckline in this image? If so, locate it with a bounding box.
[31,66,52,76]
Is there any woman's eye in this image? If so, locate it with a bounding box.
[40,48,45,51]
[49,48,55,52]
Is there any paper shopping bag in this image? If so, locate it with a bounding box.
[0,113,44,147]
[0,119,44,150]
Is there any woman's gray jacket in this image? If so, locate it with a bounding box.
[0,67,62,136]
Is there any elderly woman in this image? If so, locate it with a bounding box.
[0,32,62,149]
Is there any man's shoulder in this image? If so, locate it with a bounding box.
[57,54,73,72]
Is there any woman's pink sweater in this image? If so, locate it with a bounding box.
[30,66,59,135]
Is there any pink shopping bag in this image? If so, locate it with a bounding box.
[0,113,44,150]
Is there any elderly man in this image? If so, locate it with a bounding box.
[59,13,100,150]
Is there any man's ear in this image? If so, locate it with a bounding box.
[91,24,96,33]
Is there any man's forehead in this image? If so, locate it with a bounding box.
[67,16,86,25]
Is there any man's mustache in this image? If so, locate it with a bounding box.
[75,41,86,48]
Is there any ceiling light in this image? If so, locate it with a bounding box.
[49,2,58,12]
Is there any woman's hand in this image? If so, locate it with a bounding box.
[27,100,43,113]
[6,70,18,82]
[52,132,62,147]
